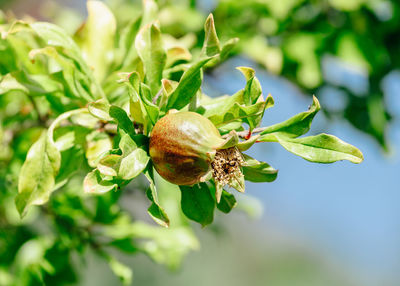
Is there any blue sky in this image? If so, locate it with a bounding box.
[204,56,400,286]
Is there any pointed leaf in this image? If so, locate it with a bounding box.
[109,106,136,137]
[166,57,213,110]
[135,23,166,95]
[15,132,61,217]
[260,96,320,139]
[201,14,220,57]
[180,183,215,227]
[273,133,364,164]
[79,0,116,81]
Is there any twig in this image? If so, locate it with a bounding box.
[222,127,267,139]
[152,88,163,104]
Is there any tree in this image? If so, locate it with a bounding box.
[0,1,362,285]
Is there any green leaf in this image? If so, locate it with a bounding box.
[180,183,215,227]
[109,106,136,137]
[201,14,221,57]
[141,0,158,26]
[237,66,260,105]
[165,47,192,68]
[166,57,212,110]
[218,130,239,149]
[145,169,170,227]
[260,96,320,139]
[139,83,160,124]
[118,148,149,180]
[98,154,121,177]
[30,22,81,57]
[271,133,364,164]
[12,71,63,96]
[135,23,166,95]
[29,47,94,102]
[237,135,260,152]
[0,73,28,94]
[242,154,278,182]
[108,256,132,286]
[117,17,141,68]
[117,133,149,180]
[220,37,239,61]
[15,132,61,217]
[86,135,113,168]
[217,190,237,214]
[88,99,112,121]
[78,0,116,81]
[119,134,137,154]
[83,169,118,194]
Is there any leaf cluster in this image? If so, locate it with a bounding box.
[0,1,363,284]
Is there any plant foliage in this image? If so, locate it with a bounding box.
[0,1,363,284]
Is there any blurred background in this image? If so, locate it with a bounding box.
[1,0,399,285]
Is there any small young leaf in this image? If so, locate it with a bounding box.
[109,106,136,137]
[242,154,278,183]
[260,96,321,139]
[86,136,113,168]
[166,57,212,110]
[83,169,118,194]
[88,99,112,121]
[118,149,149,180]
[217,190,237,214]
[201,14,221,57]
[180,183,215,227]
[139,83,160,124]
[237,135,260,151]
[15,132,61,217]
[98,154,121,177]
[119,134,137,155]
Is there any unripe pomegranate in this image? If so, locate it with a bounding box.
[149,111,244,191]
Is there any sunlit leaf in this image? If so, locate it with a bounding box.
[166,57,212,110]
[135,23,166,95]
[260,96,320,139]
[242,154,278,183]
[272,133,364,163]
[15,132,61,217]
[83,169,118,194]
[78,0,116,81]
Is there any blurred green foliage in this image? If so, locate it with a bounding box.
[106,0,397,149]
[0,0,373,285]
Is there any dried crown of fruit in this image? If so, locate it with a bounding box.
[149,111,245,197]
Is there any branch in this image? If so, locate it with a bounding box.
[222,127,267,139]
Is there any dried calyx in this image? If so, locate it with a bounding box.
[149,110,246,201]
[211,147,245,199]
